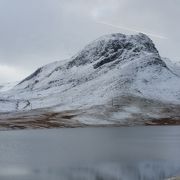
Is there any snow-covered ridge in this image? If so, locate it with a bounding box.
[0,33,180,113]
[163,57,180,76]
[67,33,159,68]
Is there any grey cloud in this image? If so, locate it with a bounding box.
[0,0,179,82]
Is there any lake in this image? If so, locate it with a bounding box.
[0,126,180,180]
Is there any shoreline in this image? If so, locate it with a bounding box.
[0,115,179,131]
[0,107,179,131]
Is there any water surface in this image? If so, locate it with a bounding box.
[0,126,180,180]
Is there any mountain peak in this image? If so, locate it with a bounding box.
[67,33,159,68]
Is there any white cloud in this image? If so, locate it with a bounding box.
[0,64,28,83]
[91,0,120,20]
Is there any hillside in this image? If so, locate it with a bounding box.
[0,33,180,128]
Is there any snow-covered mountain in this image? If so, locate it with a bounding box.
[0,33,180,126]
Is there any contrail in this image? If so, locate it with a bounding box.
[98,21,168,40]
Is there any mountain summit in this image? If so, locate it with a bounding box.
[67,33,160,68]
[15,33,167,93]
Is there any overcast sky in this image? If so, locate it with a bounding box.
[0,0,180,83]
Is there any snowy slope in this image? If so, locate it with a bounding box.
[0,82,18,92]
[163,57,180,76]
[0,33,180,114]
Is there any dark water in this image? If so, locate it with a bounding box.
[0,126,180,180]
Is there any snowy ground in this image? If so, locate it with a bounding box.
[0,95,179,130]
[0,82,18,92]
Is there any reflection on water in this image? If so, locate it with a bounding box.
[0,161,179,180]
[0,127,180,180]
[56,161,180,180]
